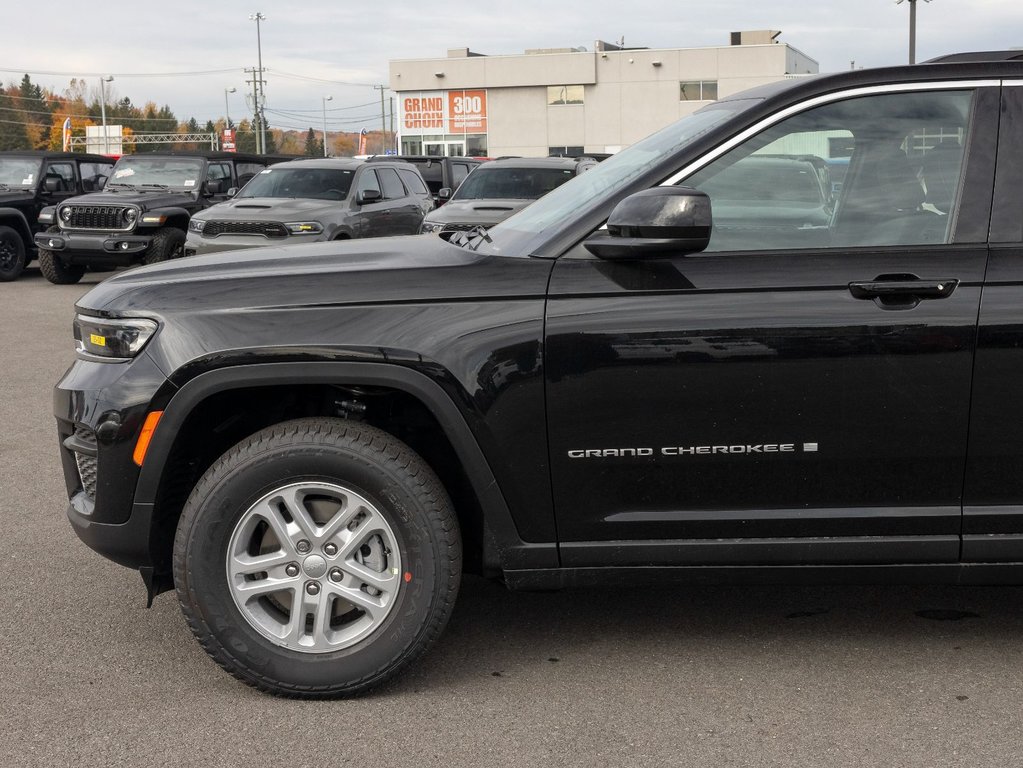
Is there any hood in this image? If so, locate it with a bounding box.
[0,189,35,206]
[425,198,531,227]
[194,197,343,222]
[76,234,552,314]
[62,188,199,210]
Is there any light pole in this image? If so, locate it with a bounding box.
[322,95,333,157]
[896,0,932,64]
[224,87,236,128]
[249,12,267,154]
[99,75,114,154]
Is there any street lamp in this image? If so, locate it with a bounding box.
[99,75,114,154]
[322,95,333,157]
[896,0,933,65]
[249,11,267,154]
[224,87,237,128]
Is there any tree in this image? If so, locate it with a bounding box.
[0,91,30,150]
[303,128,320,157]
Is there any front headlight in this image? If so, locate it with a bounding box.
[123,208,138,227]
[284,221,323,235]
[73,315,159,360]
[420,221,444,234]
[59,206,72,223]
[188,218,206,233]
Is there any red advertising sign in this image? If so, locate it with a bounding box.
[448,90,487,132]
[222,128,236,152]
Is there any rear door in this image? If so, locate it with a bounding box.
[545,82,998,567]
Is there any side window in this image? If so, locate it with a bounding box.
[398,169,429,195]
[207,163,232,182]
[78,161,113,191]
[356,169,381,200]
[451,163,471,186]
[235,162,264,188]
[376,167,406,200]
[683,89,974,252]
[43,162,75,192]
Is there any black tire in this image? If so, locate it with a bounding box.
[37,226,84,284]
[142,228,186,265]
[173,418,461,698]
[0,225,27,282]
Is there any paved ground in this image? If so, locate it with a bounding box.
[3,265,1023,768]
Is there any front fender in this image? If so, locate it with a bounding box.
[0,207,33,241]
[135,360,556,570]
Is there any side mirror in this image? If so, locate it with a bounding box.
[96,175,108,190]
[438,187,452,200]
[226,187,238,198]
[584,187,712,259]
[203,179,224,196]
[357,188,382,205]
[44,177,61,193]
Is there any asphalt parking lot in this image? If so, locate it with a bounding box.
[3,265,1023,768]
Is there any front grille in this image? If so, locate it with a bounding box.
[203,220,289,238]
[62,205,133,231]
[72,427,98,498]
[440,222,478,233]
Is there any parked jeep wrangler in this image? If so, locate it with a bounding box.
[34,152,278,284]
[0,151,115,281]
[390,155,482,206]
[55,52,1023,697]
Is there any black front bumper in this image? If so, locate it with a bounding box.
[55,352,170,569]
[35,230,152,267]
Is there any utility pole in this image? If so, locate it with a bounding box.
[322,95,332,157]
[244,68,264,153]
[250,12,268,153]
[374,85,387,154]
[896,0,932,65]
[99,76,113,154]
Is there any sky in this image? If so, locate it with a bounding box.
[3,0,1021,135]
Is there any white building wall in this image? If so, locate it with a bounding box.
[391,41,819,157]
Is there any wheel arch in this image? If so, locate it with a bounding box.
[137,361,549,580]
[0,208,33,245]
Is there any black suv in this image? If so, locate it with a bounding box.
[0,151,115,281]
[185,158,434,255]
[35,152,278,284]
[55,52,1023,697]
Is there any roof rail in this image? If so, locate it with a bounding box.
[924,50,1023,64]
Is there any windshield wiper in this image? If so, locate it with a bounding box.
[0,183,10,191]
[107,183,136,191]
[139,183,170,190]
[449,225,492,252]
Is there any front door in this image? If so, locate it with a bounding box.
[546,84,998,567]
[425,141,466,157]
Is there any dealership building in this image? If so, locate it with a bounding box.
[388,31,818,158]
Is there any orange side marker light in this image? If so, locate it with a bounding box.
[133,411,164,466]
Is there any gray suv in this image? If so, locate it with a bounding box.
[419,156,590,235]
[185,158,433,255]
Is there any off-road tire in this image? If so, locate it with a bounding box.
[38,226,84,284]
[173,418,462,698]
[142,228,186,265]
[0,225,26,282]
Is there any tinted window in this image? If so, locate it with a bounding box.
[451,162,472,186]
[683,89,974,251]
[79,161,113,191]
[237,167,355,201]
[207,162,232,181]
[356,169,381,198]
[453,167,576,201]
[376,168,406,200]
[398,169,429,195]
[44,162,75,191]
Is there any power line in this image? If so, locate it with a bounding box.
[272,70,382,87]
[0,66,242,78]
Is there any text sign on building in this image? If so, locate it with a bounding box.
[401,90,487,135]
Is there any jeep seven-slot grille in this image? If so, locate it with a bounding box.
[63,205,132,230]
[203,220,289,238]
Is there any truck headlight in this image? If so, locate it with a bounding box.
[59,206,72,223]
[284,221,323,235]
[420,221,443,234]
[73,315,159,360]
[188,219,206,233]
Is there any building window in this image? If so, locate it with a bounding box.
[549,146,585,157]
[548,85,585,105]
[680,80,718,101]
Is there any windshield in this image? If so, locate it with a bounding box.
[452,166,576,201]
[0,157,41,189]
[107,157,205,189]
[481,99,758,255]
[238,167,354,200]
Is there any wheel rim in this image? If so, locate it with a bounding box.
[0,234,17,271]
[226,481,402,654]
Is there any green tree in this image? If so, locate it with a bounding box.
[0,91,30,150]
[303,127,320,156]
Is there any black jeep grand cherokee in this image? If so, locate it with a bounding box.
[55,53,1023,697]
